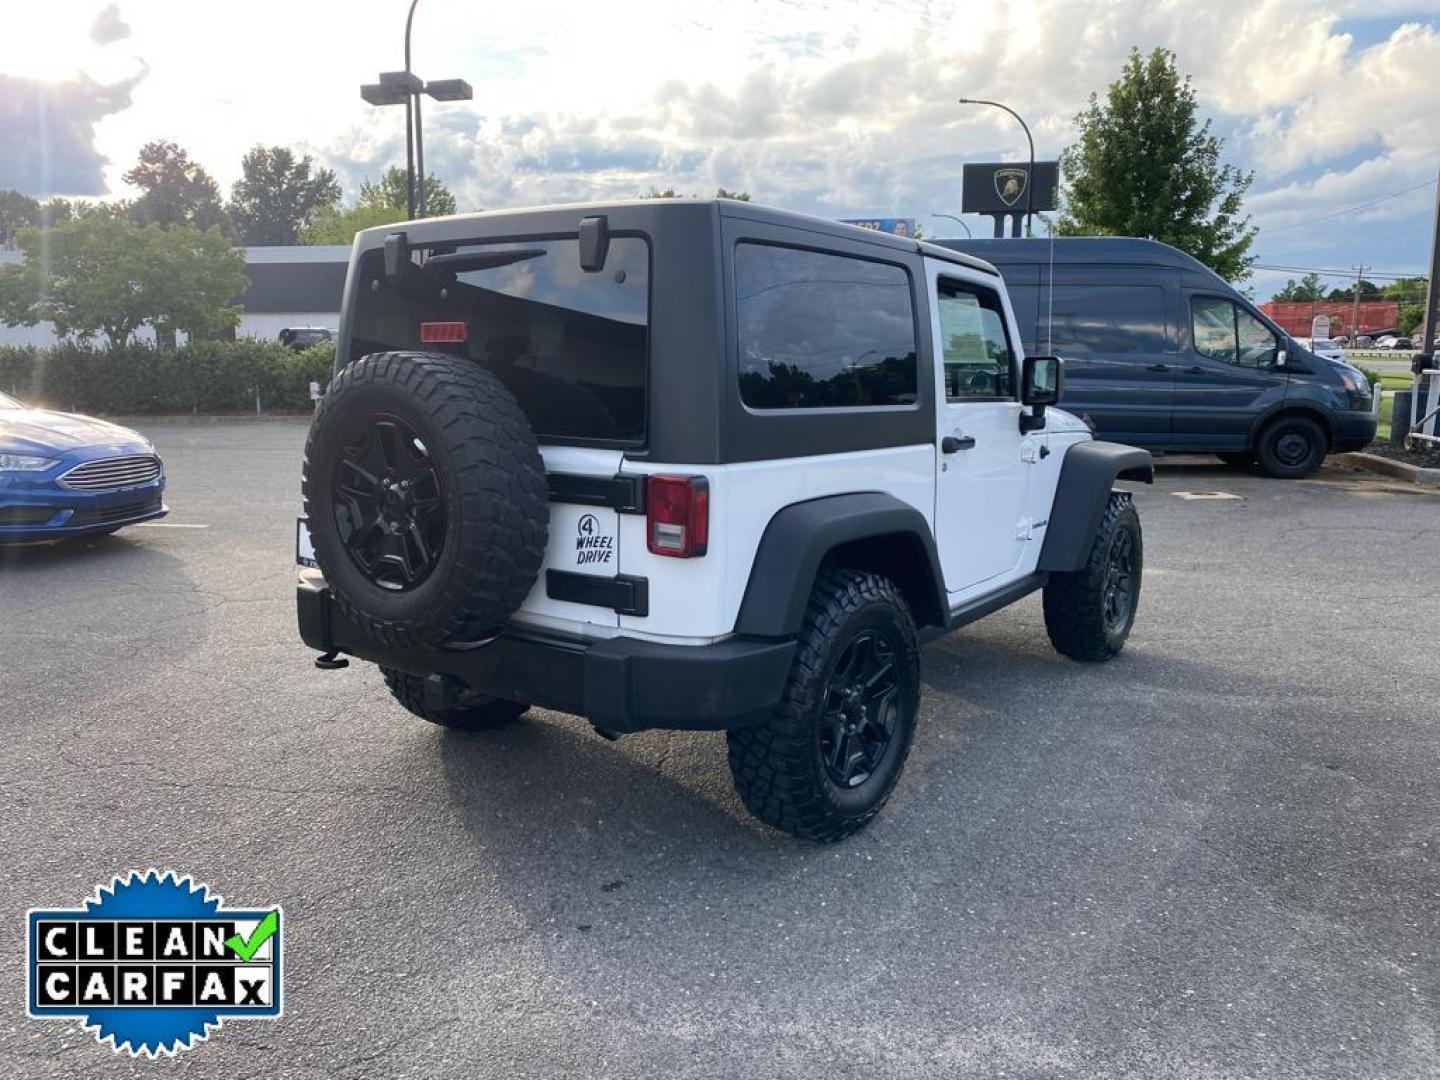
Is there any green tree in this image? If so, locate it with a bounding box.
[1273,272,1326,302]
[1326,279,1381,302]
[1058,47,1256,282]
[1398,303,1425,336]
[0,216,245,347]
[124,140,227,231]
[641,186,752,199]
[227,145,342,245]
[358,167,458,217]
[0,190,40,248]
[300,201,411,245]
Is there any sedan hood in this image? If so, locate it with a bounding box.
[0,408,151,457]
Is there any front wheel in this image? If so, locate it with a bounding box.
[1255,415,1327,478]
[726,569,920,842]
[1043,491,1142,662]
[380,666,529,731]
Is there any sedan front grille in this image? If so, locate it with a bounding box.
[58,454,162,492]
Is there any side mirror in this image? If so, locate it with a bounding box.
[1019,355,1062,433]
[1275,346,1288,368]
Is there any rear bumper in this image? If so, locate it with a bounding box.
[297,578,796,733]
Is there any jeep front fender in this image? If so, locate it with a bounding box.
[1037,440,1153,574]
[735,492,947,638]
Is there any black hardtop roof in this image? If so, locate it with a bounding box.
[356,198,999,276]
[931,236,1220,278]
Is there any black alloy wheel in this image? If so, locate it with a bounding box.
[1102,526,1136,633]
[333,414,446,591]
[820,629,901,788]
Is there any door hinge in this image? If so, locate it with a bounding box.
[1015,517,1034,540]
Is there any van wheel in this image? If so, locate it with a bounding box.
[726,569,920,842]
[1043,492,1141,662]
[1255,415,1327,478]
[380,667,530,730]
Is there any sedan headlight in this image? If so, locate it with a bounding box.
[0,454,57,472]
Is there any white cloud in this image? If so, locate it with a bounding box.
[2,0,1435,281]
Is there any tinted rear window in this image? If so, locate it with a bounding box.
[349,236,649,444]
[735,243,918,410]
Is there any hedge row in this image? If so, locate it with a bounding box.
[0,340,336,414]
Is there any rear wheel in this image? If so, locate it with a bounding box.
[726,569,920,842]
[1255,415,1327,478]
[380,667,529,731]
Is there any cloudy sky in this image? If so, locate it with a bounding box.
[2,0,1438,298]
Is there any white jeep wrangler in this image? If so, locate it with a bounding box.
[298,199,1152,841]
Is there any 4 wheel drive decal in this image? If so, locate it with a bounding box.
[575,512,615,566]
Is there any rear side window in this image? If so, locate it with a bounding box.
[735,243,918,410]
[350,236,649,444]
[1043,284,1167,354]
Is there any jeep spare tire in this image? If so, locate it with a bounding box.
[302,351,549,648]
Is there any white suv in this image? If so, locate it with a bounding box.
[298,199,1152,840]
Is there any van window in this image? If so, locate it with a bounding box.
[1191,296,1277,368]
[350,236,649,444]
[1045,284,1167,354]
[736,243,918,410]
[936,280,1013,399]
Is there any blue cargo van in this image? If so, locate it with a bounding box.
[937,237,1378,478]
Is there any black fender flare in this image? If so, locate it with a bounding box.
[1037,440,1153,574]
[735,492,947,638]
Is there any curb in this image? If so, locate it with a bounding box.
[1333,452,1440,487]
[106,413,314,425]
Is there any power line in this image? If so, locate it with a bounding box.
[1253,263,1429,280]
[1262,178,1438,235]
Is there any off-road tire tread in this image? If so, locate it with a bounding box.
[1043,491,1140,662]
[726,569,918,843]
[380,666,529,730]
[302,351,548,649]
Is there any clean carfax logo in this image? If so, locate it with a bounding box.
[26,870,283,1057]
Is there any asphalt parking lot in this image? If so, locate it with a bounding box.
[3,418,1438,1079]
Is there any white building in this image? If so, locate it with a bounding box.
[0,244,349,347]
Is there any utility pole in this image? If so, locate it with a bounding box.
[1349,263,1369,344]
[1422,167,1440,363]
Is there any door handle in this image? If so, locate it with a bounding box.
[941,435,976,454]
[1185,365,1204,374]
[1146,363,1170,372]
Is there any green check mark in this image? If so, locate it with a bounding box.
[225,910,279,962]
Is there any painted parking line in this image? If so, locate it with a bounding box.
[130,522,211,528]
[1171,491,1244,501]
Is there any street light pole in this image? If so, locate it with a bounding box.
[930,213,972,238]
[404,0,420,218]
[958,97,1035,238]
[360,5,472,224]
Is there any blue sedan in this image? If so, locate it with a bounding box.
[0,391,167,542]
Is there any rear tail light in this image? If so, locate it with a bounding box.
[419,320,467,343]
[646,475,709,557]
